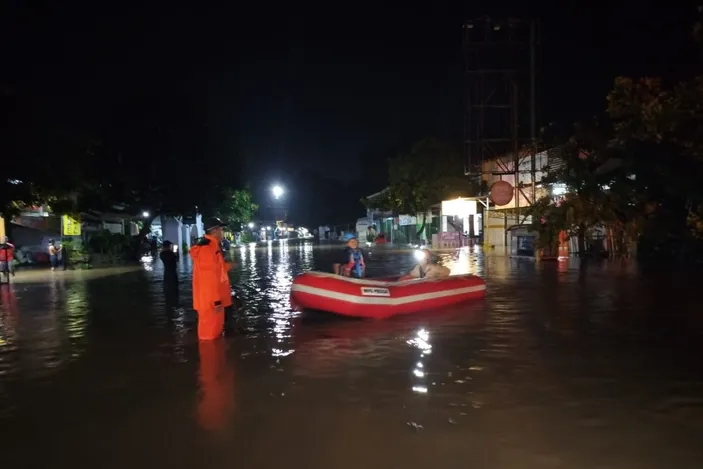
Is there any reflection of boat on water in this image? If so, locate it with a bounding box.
[290,272,486,319]
[291,304,486,377]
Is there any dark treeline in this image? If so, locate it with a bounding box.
[0,82,256,255]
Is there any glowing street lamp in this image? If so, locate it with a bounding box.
[247,222,255,229]
[272,185,284,199]
[142,211,150,218]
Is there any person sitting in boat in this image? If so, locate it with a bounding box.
[333,233,366,278]
[407,249,450,279]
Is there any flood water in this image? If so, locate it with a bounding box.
[1,241,703,468]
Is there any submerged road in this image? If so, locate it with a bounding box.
[1,241,702,468]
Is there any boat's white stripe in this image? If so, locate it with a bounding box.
[302,271,397,286]
[301,271,474,287]
[291,283,486,306]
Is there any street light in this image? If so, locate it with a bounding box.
[142,211,150,218]
[272,185,284,199]
[247,222,255,229]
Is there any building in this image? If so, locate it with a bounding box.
[479,150,562,257]
[362,189,437,245]
[153,214,203,251]
[364,190,487,248]
[480,150,543,252]
[435,197,483,249]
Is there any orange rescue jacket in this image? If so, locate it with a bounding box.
[190,235,233,311]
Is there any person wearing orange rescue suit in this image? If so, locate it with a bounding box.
[190,217,236,341]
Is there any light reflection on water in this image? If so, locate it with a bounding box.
[1,243,703,468]
[409,328,431,395]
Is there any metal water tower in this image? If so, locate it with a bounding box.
[463,17,540,217]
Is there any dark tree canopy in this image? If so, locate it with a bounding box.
[363,138,479,235]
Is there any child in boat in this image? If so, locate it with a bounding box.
[407,249,450,279]
[333,233,366,278]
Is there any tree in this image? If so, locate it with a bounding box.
[363,138,478,236]
[607,76,703,256]
[0,86,99,217]
[72,90,251,256]
[528,9,703,261]
[212,188,259,231]
[528,120,639,257]
[1,84,251,259]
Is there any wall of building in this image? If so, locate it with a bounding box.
[484,212,520,251]
[481,151,551,211]
[9,224,59,252]
[478,150,555,255]
[103,222,124,234]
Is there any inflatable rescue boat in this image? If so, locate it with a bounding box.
[290,271,486,319]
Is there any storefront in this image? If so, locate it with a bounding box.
[436,198,483,248]
[507,225,537,257]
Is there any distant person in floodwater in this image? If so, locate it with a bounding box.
[160,241,179,280]
[221,236,232,262]
[48,239,58,271]
[0,237,15,280]
[333,233,366,278]
[57,242,69,270]
[407,249,450,279]
[160,240,179,312]
[190,218,235,341]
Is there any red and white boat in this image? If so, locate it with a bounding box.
[290,271,486,319]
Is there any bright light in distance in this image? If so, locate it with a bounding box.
[142,211,150,218]
[441,198,477,217]
[272,185,284,199]
[266,226,271,230]
[248,222,255,229]
[413,250,425,261]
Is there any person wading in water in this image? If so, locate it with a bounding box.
[48,240,58,271]
[159,240,179,281]
[0,237,15,282]
[190,218,236,340]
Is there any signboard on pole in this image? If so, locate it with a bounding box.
[62,215,81,236]
[440,232,461,242]
[398,215,417,226]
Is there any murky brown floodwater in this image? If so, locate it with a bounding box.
[1,241,703,468]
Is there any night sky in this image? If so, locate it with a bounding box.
[2,2,696,226]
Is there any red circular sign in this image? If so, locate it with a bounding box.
[489,180,514,206]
